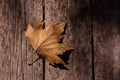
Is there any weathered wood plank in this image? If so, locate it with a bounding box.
[45,0,68,80]
[0,0,24,80]
[24,0,43,80]
[67,0,92,80]
[0,0,43,80]
[45,0,92,80]
[93,0,120,80]
[0,0,10,80]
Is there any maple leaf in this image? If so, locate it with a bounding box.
[25,20,73,65]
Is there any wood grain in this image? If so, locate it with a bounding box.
[93,0,120,80]
[0,0,43,80]
[25,0,43,80]
[45,0,92,80]
[45,0,69,80]
[0,0,25,79]
[1,0,120,80]
[67,0,92,80]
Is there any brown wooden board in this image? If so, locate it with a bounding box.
[93,0,120,80]
[45,0,69,80]
[1,0,120,80]
[0,0,43,80]
[45,0,92,80]
[25,0,43,80]
[0,0,25,79]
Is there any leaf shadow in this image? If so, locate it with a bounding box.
[28,50,73,70]
[50,50,73,70]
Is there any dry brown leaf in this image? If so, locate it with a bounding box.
[25,20,73,65]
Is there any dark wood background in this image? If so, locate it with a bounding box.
[0,0,120,80]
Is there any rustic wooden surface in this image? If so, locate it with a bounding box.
[0,0,120,80]
[45,0,69,80]
[25,0,43,80]
[93,0,120,80]
[45,0,92,80]
[0,0,43,80]
[67,0,92,80]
